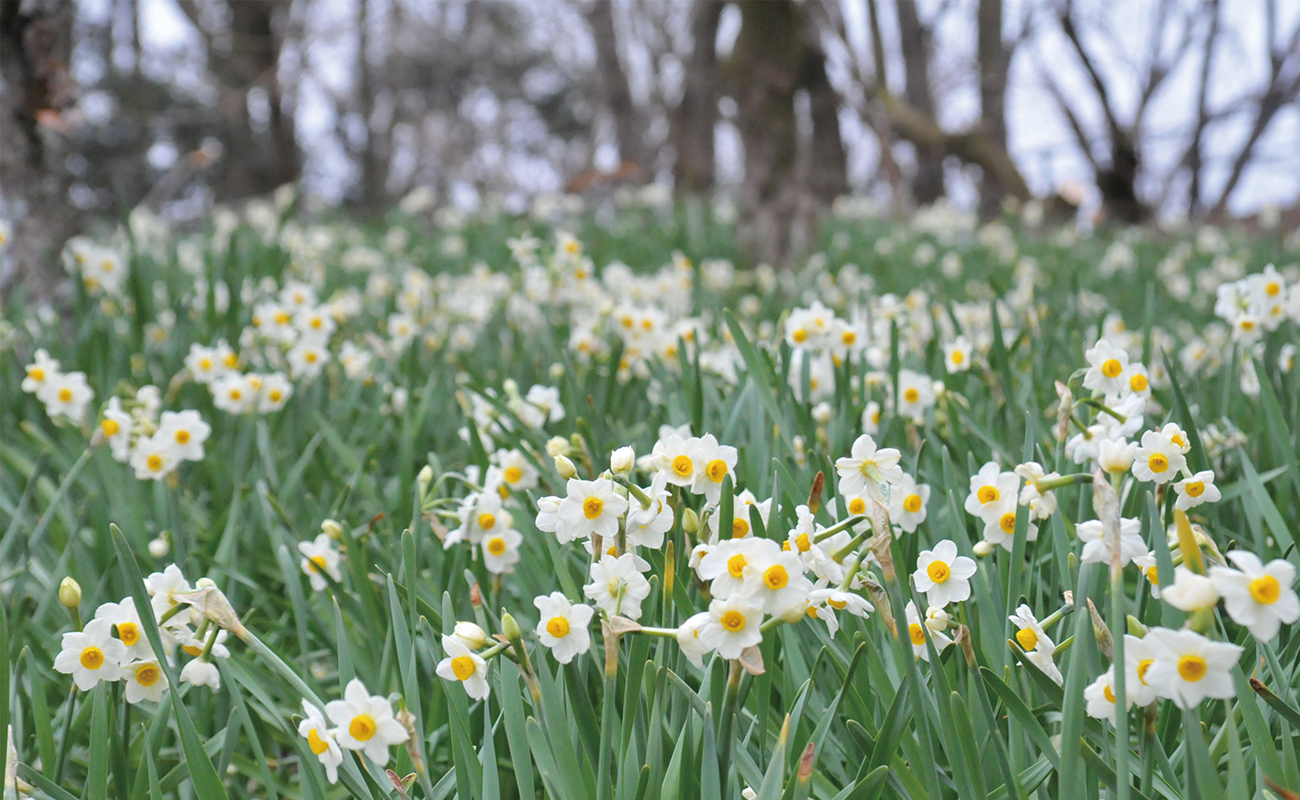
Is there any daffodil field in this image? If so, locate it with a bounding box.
[3,195,1300,800]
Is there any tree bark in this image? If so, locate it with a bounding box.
[731,0,804,266]
[585,0,641,168]
[977,0,1009,218]
[0,0,78,303]
[673,0,722,194]
[801,32,848,204]
[894,0,944,205]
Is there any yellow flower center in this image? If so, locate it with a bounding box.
[486,537,507,556]
[1171,434,1186,449]
[794,533,811,552]
[1184,481,1204,498]
[792,328,808,343]
[1241,320,1256,331]
[183,645,203,657]
[80,647,105,670]
[309,555,328,573]
[951,350,965,365]
[848,498,866,515]
[118,622,139,646]
[275,312,291,325]
[706,459,728,482]
[199,357,213,371]
[909,623,926,646]
[58,388,73,402]
[1250,575,1281,605]
[927,561,950,583]
[311,318,323,329]
[904,388,920,404]
[135,665,160,687]
[720,610,746,632]
[101,419,120,436]
[269,390,283,402]
[763,565,789,590]
[546,616,570,638]
[1148,454,1168,473]
[349,714,377,741]
[727,554,747,578]
[478,513,496,531]
[672,455,693,477]
[828,597,848,609]
[1103,684,1115,703]
[1130,374,1148,392]
[732,518,750,538]
[1000,512,1017,534]
[583,497,604,520]
[504,466,523,484]
[146,454,164,472]
[175,430,190,445]
[224,354,239,368]
[904,494,923,513]
[28,367,45,381]
[451,656,477,681]
[1146,566,1159,585]
[308,728,330,755]
[1015,628,1038,651]
[842,330,856,345]
[1177,655,1207,682]
[229,389,243,401]
[977,486,999,504]
[1138,659,1153,684]
[1102,358,1123,378]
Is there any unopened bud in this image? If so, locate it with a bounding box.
[59,577,82,608]
[548,363,566,380]
[545,436,571,458]
[1126,614,1147,637]
[973,540,994,557]
[453,621,489,650]
[1087,598,1113,660]
[321,519,344,540]
[554,454,577,479]
[610,446,635,475]
[681,508,700,535]
[148,537,170,558]
[417,465,434,495]
[782,603,808,624]
[501,611,523,642]
[195,577,216,589]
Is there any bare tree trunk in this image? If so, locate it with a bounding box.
[585,0,641,168]
[801,31,848,205]
[895,0,944,205]
[977,0,1009,218]
[356,0,388,210]
[731,0,804,266]
[0,0,77,303]
[1186,0,1219,214]
[673,0,722,194]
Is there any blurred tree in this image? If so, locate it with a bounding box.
[671,0,723,195]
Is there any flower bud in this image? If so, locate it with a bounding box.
[972,540,994,557]
[417,465,434,496]
[782,603,808,624]
[610,446,635,475]
[549,363,566,381]
[681,508,700,535]
[195,577,216,589]
[148,537,170,558]
[811,402,832,426]
[59,577,82,608]
[453,621,489,650]
[1097,438,1137,474]
[545,436,571,458]
[501,611,523,642]
[554,454,577,480]
[321,519,344,540]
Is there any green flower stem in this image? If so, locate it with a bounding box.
[813,514,868,543]
[714,660,744,788]
[1109,560,1131,800]
[1033,473,1096,493]
[613,475,654,510]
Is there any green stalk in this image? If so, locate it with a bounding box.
[1109,561,1130,800]
[714,660,744,788]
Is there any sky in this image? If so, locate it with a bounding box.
[85,0,1300,217]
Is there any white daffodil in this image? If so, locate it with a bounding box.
[944,337,973,373]
[298,701,343,784]
[436,634,490,700]
[1014,462,1059,520]
[1009,604,1061,684]
[257,373,294,413]
[697,538,765,600]
[100,397,134,463]
[1084,668,1120,723]
[1210,551,1300,641]
[533,495,563,537]
[1161,567,1220,612]
[93,597,151,659]
[904,600,951,661]
[21,348,61,394]
[179,659,221,690]
[651,433,703,487]
[625,472,674,549]
[1132,429,1187,484]
[834,434,903,501]
[1083,339,1129,395]
[156,410,211,462]
[888,474,930,533]
[131,433,181,481]
[326,678,410,764]
[676,611,714,668]
[445,491,509,547]
[534,592,594,664]
[913,540,977,608]
[1123,633,1160,706]
[481,528,524,574]
[145,564,193,623]
[741,543,814,616]
[298,534,343,591]
[1158,422,1192,454]
[584,553,651,620]
[54,618,127,691]
[1076,517,1147,566]
[1173,470,1221,511]
[981,498,1038,552]
[688,434,738,505]
[124,660,168,704]
[700,595,764,659]
[556,479,627,543]
[494,448,540,493]
[1143,627,1242,709]
[808,588,874,619]
[38,371,95,423]
[964,462,1019,524]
